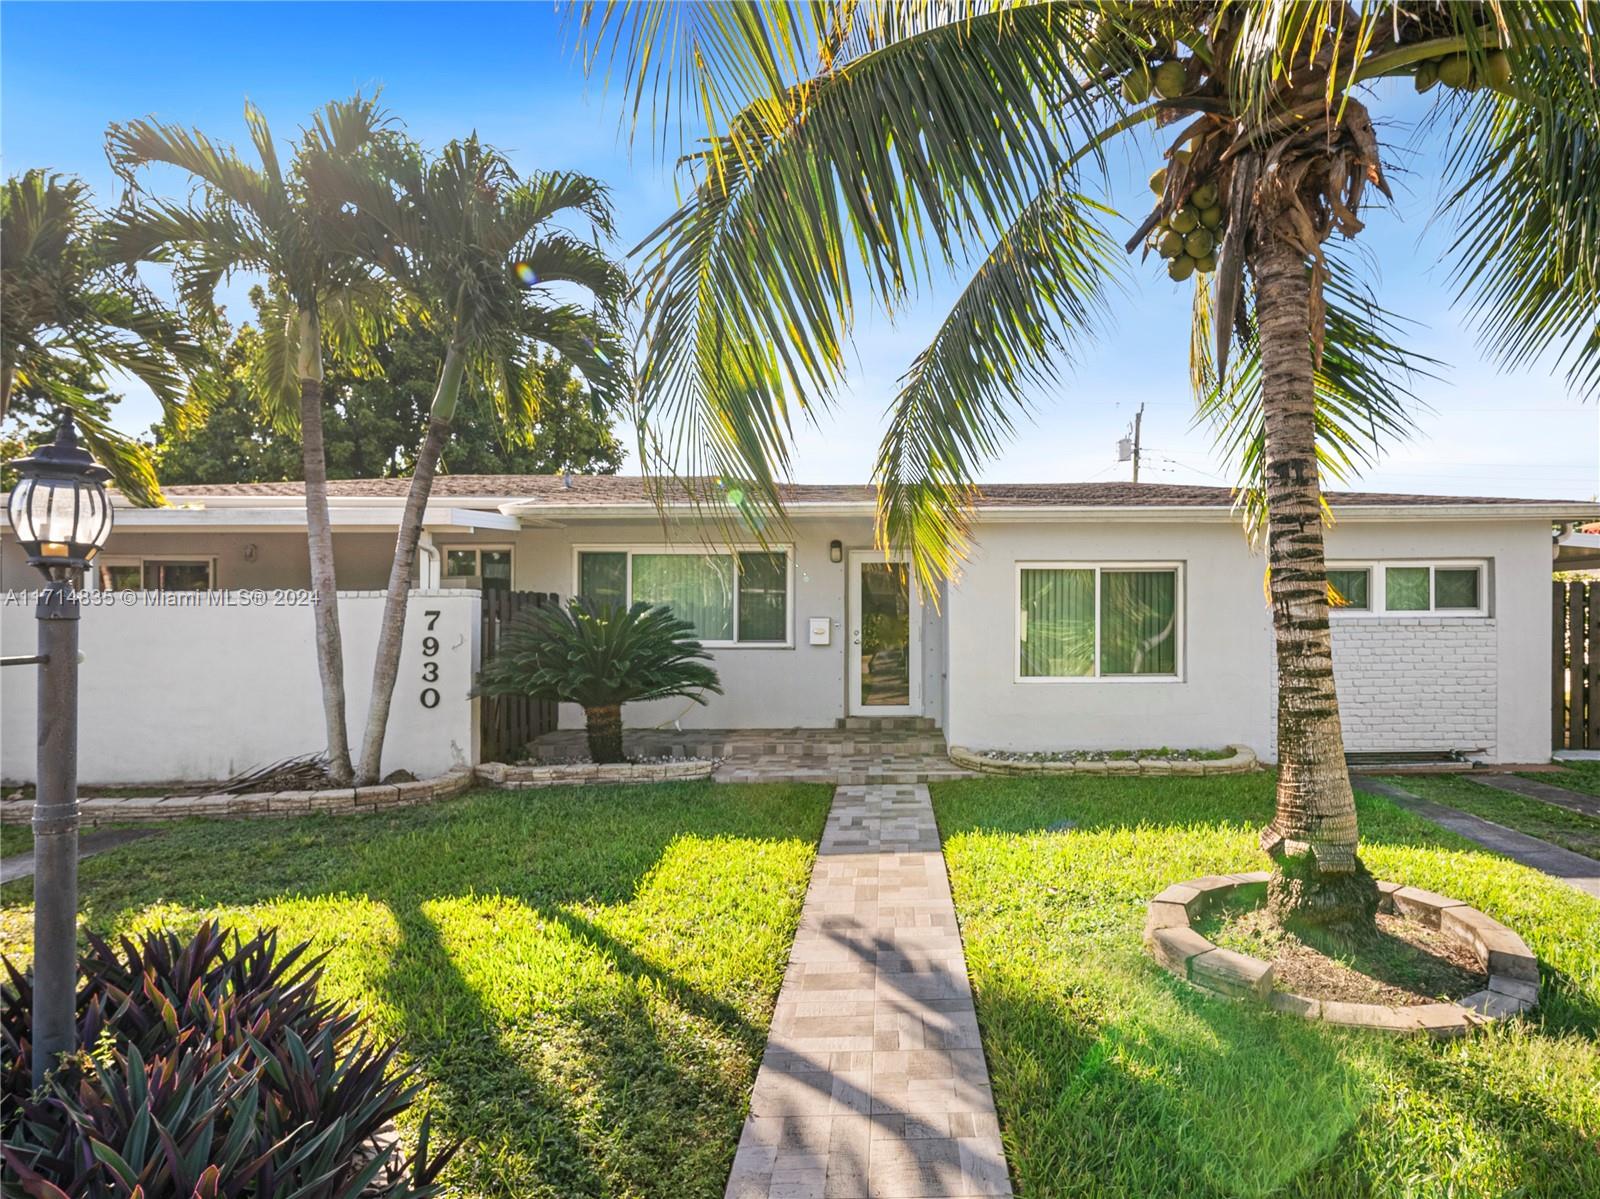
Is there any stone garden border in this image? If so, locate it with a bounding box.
[0,758,719,826]
[0,769,477,826]
[475,758,714,789]
[1144,873,1540,1036]
[948,744,1258,777]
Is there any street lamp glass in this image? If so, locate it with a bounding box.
[5,417,114,576]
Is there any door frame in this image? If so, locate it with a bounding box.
[847,549,921,717]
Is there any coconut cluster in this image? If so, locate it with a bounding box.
[1121,57,1189,104]
[1146,163,1224,281]
[1414,49,1514,94]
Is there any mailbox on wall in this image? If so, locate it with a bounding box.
[808,617,832,646]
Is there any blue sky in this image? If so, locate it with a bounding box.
[3,0,1595,499]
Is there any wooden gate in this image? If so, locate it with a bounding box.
[1553,580,1600,751]
[480,590,560,762]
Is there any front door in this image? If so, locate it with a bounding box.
[848,551,920,717]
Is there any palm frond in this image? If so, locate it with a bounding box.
[876,184,1123,594]
[1193,253,1438,535]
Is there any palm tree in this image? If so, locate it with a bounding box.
[105,96,403,785]
[476,598,722,763]
[587,2,1600,936]
[1,169,212,505]
[326,136,629,783]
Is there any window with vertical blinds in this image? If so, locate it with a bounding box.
[575,548,791,644]
[1019,564,1180,679]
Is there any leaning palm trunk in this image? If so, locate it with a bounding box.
[1251,224,1377,937]
[356,345,464,784]
[297,311,354,784]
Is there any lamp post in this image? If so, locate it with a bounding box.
[4,416,113,1087]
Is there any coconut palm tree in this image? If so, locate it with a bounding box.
[104,96,403,785]
[324,137,629,783]
[586,2,1600,936]
[1,169,212,504]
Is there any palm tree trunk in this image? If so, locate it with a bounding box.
[585,704,624,763]
[355,343,464,784]
[1,364,15,419]
[1250,227,1378,939]
[297,309,354,784]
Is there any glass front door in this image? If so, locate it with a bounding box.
[849,552,919,715]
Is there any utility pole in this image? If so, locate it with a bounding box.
[1131,403,1144,483]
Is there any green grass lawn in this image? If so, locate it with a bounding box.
[933,773,1600,1199]
[1383,773,1600,860]
[1528,758,1600,799]
[0,782,831,1199]
[0,825,33,857]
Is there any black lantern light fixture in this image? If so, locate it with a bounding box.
[6,415,114,575]
[4,414,114,1086]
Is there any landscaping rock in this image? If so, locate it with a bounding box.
[1267,990,1321,1019]
[1190,947,1273,999]
[1390,886,1466,928]
[1410,1003,1474,1039]
[1486,975,1539,1005]
[1320,1001,1421,1033]
[1143,901,1191,937]
[1147,926,1214,976]
[1459,989,1533,1020]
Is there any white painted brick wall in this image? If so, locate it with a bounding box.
[1269,619,1498,756]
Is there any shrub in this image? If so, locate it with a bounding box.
[1,922,454,1198]
[476,597,722,763]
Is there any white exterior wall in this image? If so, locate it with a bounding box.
[503,517,914,731]
[944,520,1276,754]
[1,590,478,785]
[945,515,1553,764]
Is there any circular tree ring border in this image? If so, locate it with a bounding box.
[1143,873,1540,1036]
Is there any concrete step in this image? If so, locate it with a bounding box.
[834,716,938,731]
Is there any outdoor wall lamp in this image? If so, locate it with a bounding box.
[829,540,843,564]
[4,414,112,1086]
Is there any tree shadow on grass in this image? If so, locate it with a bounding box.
[12,783,831,1199]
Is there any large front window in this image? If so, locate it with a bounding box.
[576,547,791,645]
[1018,563,1180,679]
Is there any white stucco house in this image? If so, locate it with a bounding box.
[3,474,1592,784]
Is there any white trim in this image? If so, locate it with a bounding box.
[439,543,515,590]
[1327,558,1490,618]
[569,542,796,648]
[848,550,922,716]
[1013,560,1186,683]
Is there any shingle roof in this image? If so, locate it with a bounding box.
[156,474,1582,509]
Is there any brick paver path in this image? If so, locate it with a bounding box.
[1470,773,1600,820]
[1354,776,1600,899]
[726,784,1011,1198]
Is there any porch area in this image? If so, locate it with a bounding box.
[523,720,974,785]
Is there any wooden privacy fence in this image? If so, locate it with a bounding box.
[1553,580,1600,751]
[480,590,560,762]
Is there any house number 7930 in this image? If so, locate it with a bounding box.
[420,609,441,709]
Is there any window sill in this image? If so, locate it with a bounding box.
[1015,674,1184,685]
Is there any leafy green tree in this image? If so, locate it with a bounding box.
[153,313,623,485]
[588,2,1600,936]
[476,598,722,763]
[107,96,404,784]
[0,169,210,503]
[324,136,629,783]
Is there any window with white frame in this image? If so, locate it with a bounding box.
[1017,563,1181,679]
[97,557,214,591]
[575,547,792,645]
[443,547,513,591]
[1327,560,1487,616]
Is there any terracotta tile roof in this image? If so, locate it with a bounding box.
[156,474,1584,509]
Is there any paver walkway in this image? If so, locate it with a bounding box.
[0,827,159,885]
[1354,776,1600,899]
[1470,773,1600,820]
[726,784,1010,1198]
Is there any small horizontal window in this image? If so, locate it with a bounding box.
[1328,561,1487,616]
[442,547,513,591]
[97,558,214,591]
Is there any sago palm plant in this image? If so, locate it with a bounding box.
[0,169,211,504]
[476,598,722,763]
[584,1,1600,936]
[105,95,404,784]
[317,136,630,783]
